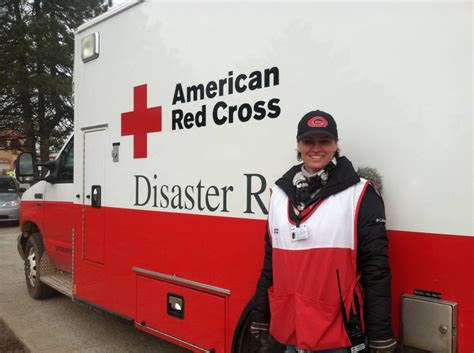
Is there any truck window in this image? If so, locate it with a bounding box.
[58,137,74,182]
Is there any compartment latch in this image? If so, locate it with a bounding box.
[167,293,184,319]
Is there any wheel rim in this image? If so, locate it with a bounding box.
[26,246,37,287]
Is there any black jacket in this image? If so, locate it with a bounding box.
[252,156,394,341]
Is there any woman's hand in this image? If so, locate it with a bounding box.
[369,338,402,353]
[250,322,270,340]
[250,322,282,353]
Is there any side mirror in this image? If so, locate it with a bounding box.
[15,152,60,184]
[19,187,27,193]
[15,152,37,184]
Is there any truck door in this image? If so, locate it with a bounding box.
[83,128,106,265]
[42,136,74,272]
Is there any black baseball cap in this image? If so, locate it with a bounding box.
[296,110,338,140]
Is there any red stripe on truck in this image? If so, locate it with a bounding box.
[20,201,474,352]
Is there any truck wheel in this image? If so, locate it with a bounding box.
[24,233,56,299]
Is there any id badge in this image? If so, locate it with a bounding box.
[290,224,309,241]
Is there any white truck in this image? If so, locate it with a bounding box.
[15,2,472,352]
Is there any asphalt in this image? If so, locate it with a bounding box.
[0,224,190,353]
[0,317,26,352]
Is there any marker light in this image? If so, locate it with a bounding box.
[81,32,100,63]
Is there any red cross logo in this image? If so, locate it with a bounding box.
[121,84,162,159]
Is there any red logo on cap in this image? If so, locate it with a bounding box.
[308,116,328,128]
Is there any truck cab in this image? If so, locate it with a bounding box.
[16,136,75,296]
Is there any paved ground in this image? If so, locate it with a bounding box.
[0,317,26,353]
[0,224,190,353]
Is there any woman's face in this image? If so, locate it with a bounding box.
[297,133,338,174]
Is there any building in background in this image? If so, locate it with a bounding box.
[0,130,25,175]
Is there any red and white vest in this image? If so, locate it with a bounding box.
[268,179,369,350]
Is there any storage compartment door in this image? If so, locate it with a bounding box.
[402,294,457,353]
[136,275,226,352]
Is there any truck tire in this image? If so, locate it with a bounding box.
[24,233,56,299]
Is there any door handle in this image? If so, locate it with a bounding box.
[91,185,101,208]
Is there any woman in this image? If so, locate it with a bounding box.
[250,110,399,353]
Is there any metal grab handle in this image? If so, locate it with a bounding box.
[91,185,101,208]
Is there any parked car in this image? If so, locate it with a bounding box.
[0,176,24,225]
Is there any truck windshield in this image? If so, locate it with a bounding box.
[0,178,17,193]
